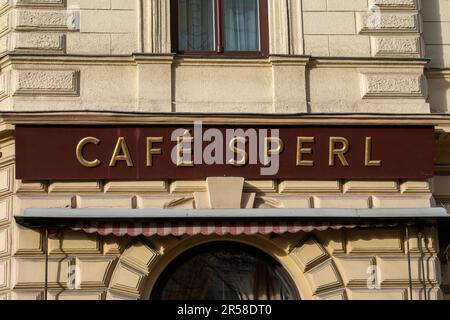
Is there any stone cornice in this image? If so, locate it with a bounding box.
[426,69,450,80]
[0,53,431,69]
[1,111,450,127]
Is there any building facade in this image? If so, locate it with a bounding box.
[0,0,449,300]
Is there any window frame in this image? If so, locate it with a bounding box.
[150,241,301,300]
[171,0,269,57]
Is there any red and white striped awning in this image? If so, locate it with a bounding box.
[70,221,362,237]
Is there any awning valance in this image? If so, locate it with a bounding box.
[14,207,449,237]
[71,221,363,237]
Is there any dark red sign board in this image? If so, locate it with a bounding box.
[15,125,434,180]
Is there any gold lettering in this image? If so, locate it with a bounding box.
[264,137,284,166]
[365,137,382,167]
[177,133,194,167]
[296,137,315,167]
[76,137,101,168]
[329,137,350,167]
[109,137,133,167]
[146,137,163,167]
[228,137,248,166]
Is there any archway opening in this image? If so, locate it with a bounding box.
[151,241,300,300]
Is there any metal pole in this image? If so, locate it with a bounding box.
[405,225,413,300]
[44,227,48,301]
[418,231,428,300]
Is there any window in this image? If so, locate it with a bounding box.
[151,242,299,300]
[172,0,269,55]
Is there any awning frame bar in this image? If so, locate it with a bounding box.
[16,207,449,220]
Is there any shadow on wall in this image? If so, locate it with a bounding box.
[424,0,450,113]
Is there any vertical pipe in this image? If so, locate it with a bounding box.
[418,231,428,300]
[405,225,413,300]
[44,227,49,301]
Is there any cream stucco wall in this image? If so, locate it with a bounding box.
[0,0,446,113]
[0,0,449,301]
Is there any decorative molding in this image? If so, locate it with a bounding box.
[369,0,419,10]
[0,12,10,37]
[12,32,65,52]
[0,73,9,102]
[244,180,278,193]
[104,181,168,193]
[143,0,171,53]
[12,69,79,96]
[14,0,65,8]
[372,36,421,57]
[0,0,11,15]
[14,9,78,31]
[268,0,303,55]
[357,13,420,34]
[48,181,102,193]
[361,73,424,99]
[400,181,431,194]
[15,180,46,193]
[279,181,341,194]
[343,181,400,194]
[170,180,207,193]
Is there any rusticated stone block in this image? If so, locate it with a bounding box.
[361,73,424,99]
[347,228,403,253]
[0,197,11,227]
[377,256,440,286]
[120,240,158,274]
[12,224,43,255]
[334,257,376,286]
[12,69,79,96]
[48,230,101,255]
[305,260,343,294]
[109,262,146,297]
[12,32,65,51]
[78,257,115,288]
[0,227,10,258]
[372,36,421,57]
[291,237,329,272]
[14,9,78,31]
[357,13,420,34]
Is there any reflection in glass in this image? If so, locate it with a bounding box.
[223,0,260,51]
[178,0,215,51]
[152,243,299,300]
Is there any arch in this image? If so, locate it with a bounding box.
[150,241,300,300]
[106,233,347,300]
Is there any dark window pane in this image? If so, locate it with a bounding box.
[178,0,215,51]
[223,0,260,51]
[152,243,299,300]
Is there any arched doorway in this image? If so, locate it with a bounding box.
[151,242,300,300]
